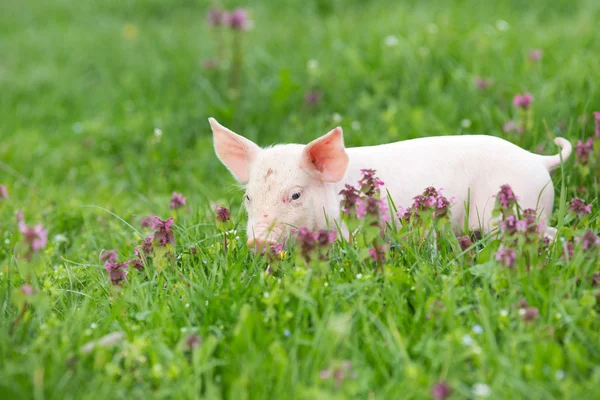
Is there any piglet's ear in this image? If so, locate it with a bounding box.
[209,118,261,184]
[300,127,349,183]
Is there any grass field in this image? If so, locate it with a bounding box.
[1,0,599,398]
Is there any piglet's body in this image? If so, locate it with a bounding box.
[209,118,571,245]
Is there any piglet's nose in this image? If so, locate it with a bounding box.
[247,237,276,252]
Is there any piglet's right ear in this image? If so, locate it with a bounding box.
[209,118,261,184]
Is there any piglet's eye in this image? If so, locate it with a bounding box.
[291,192,301,201]
[245,194,251,202]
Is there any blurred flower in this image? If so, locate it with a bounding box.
[21,284,37,296]
[577,230,600,252]
[100,249,118,263]
[128,257,144,271]
[0,184,7,200]
[170,192,186,210]
[529,49,543,62]
[513,92,534,110]
[202,58,220,70]
[495,19,510,31]
[141,216,154,228]
[307,59,319,73]
[19,221,48,254]
[432,381,453,400]
[207,7,226,26]
[226,8,252,30]
[520,307,539,322]
[316,229,336,246]
[461,119,472,128]
[122,24,138,40]
[594,111,600,138]
[332,113,343,124]
[136,236,154,257]
[15,210,24,222]
[351,121,361,131]
[472,324,483,334]
[568,197,592,215]
[359,169,384,197]
[304,89,322,106]
[384,35,399,47]
[185,333,202,351]
[576,138,594,165]
[495,184,518,211]
[339,184,361,216]
[503,120,524,134]
[474,76,493,90]
[369,245,386,263]
[105,262,128,286]
[296,227,317,260]
[462,334,473,346]
[458,235,473,251]
[495,246,516,268]
[152,217,175,246]
[216,204,231,223]
[472,383,491,397]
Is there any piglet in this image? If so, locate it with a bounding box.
[209,118,571,247]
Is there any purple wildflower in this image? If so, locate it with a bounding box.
[170,192,186,210]
[458,235,473,251]
[136,236,153,257]
[503,120,524,134]
[128,257,144,271]
[358,169,384,197]
[105,262,128,286]
[576,138,594,165]
[369,245,386,263]
[152,217,175,246]
[339,184,361,215]
[316,229,337,246]
[207,7,226,26]
[495,246,517,268]
[140,216,154,229]
[264,242,285,263]
[432,381,453,400]
[515,220,528,232]
[226,8,251,30]
[100,249,118,263]
[496,184,518,211]
[304,90,322,106]
[577,230,600,252]
[521,307,539,322]
[19,222,48,254]
[528,49,543,62]
[202,58,220,70]
[474,76,493,91]
[216,204,231,223]
[296,227,317,261]
[513,92,534,110]
[0,185,7,200]
[21,284,37,296]
[185,333,202,351]
[15,210,24,222]
[568,198,592,215]
[594,111,600,138]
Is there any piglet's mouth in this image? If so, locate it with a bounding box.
[246,224,288,251]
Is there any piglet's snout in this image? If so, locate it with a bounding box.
[246,237,277,252]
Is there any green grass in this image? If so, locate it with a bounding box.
[1,0,599,398]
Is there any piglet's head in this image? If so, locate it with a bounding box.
[209,117,348,249]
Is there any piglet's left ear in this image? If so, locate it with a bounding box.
[300,127,349,183]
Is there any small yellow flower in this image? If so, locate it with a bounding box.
[122,24,138,40]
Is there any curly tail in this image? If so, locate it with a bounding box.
[539,137,572,171]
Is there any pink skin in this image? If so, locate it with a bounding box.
[209,118,572,247]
